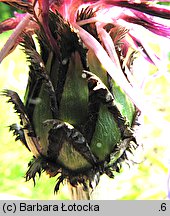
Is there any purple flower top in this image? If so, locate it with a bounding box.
[0,0,170,111]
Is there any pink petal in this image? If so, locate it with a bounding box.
[0,13,32,63]
[0,13,26,34]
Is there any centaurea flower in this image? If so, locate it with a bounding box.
[0,0,170,110]
[0,0,170,199]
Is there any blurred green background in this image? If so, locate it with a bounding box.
[0,2,21,20]
[0,2,170,200]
